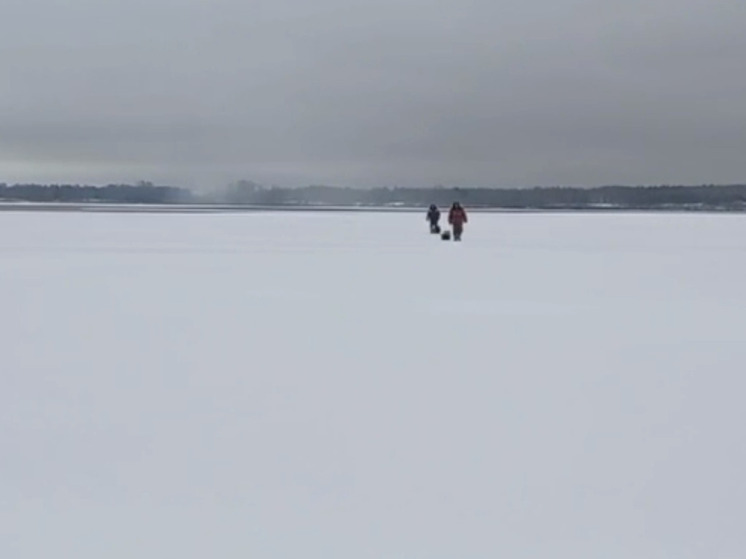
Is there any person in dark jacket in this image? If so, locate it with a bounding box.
[426,203,441,233]
[448,202,468,240]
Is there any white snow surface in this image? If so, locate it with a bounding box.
[1,210,745,558]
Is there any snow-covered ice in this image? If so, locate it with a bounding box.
[1,209,745,558]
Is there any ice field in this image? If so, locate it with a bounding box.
[2,209,745,558]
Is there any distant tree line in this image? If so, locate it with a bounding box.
[2,180,746,211]
[215,181,746,210]
[0,181,192,204]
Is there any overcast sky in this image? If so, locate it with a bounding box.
[1,0,744,188]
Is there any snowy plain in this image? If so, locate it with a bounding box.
[1,209,745,558]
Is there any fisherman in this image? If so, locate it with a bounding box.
[447,202,468,241]
[426,203,441,233]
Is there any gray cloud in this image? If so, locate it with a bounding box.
[2,0,745,188]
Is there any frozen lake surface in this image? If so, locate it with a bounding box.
[2,210,745,558]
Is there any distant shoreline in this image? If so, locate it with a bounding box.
[0,201,743,215]
[3,183,746,212]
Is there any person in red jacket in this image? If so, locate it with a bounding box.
[448,202,468,240]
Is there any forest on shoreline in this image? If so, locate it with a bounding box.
[2,181,746,211]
